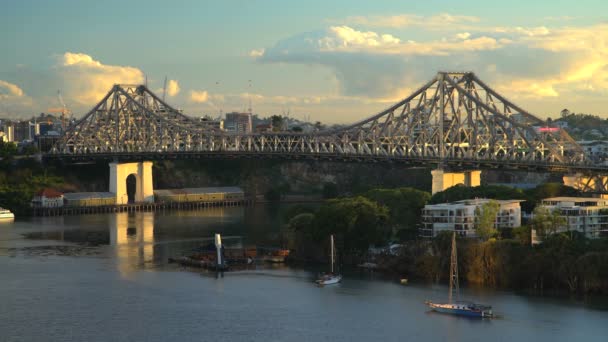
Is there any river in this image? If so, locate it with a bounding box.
[0,205,606,342]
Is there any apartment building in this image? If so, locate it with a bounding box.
[539,197,608,238]
[420,199,522,238]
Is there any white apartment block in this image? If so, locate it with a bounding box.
[420,199,522,238]
[539,197,608,238]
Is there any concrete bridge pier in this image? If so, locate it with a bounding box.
[109,161,154,204]
[431,169,481,195]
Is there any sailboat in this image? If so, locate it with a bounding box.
[425,232,493,318]
[316,234,342,285]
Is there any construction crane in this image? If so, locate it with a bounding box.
[47,90,72,131]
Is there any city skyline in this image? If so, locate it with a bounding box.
[1,0,607,122]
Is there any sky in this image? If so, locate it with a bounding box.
[1,0,607,123]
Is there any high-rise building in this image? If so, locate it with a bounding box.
[1,123,14,142]
[199,116,224,131]
[224,112,252,134]
[14,121,33,142]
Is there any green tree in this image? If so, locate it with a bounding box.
[430,185,524,204]
[322,182,338,199]
[512,225,532,245]
[20,144,39,156]
[474,200,500,240]
[313,196,390,253]
[522,183,580,212]
[364,187,431,240]
[288,213,315,232]
[0,141,18,159]
[530,206,566,238]
[270,115,285,131]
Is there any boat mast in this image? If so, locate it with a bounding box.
[448,232,460,303]
[330,235,335,274]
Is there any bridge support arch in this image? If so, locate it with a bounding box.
[431,169,481,195]
[109,162,154,204]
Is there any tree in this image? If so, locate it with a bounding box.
[364,187,431,240]
[313,196,389,253]
[522,183,580,212]
[314,121,324,131]
[430,185,524,204]
[322,182,338,199]
[474,200,500,240]
[288,213,315,232]
[20,144,39,156]
[0,141,17,159]
[530,206,566,238]
[512,225,532,245]
[270,115,285,132]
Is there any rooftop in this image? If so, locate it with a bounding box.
[426,198,524,208]
[35,188,63,198]
[63,192,115,200]
[543,197,606,202]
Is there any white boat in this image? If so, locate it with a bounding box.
[316,235,342,285]
[0,208,14,220]
[425,232,493,318]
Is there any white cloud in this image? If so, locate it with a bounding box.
[0,80,24,97]
[166,79,180,97]
[55,52,144,105]
[0,80,34,117]
[257,25,503,99]
[272,26,501,57]
[190,90,209,103]
[456,32,471,40]
[256,21,608,105]
[249,48,265,57]
[339,13,480,30]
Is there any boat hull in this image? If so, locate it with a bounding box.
[316,274,342,285]
[427,302,492,318]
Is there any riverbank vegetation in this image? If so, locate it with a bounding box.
[285,185,608,295]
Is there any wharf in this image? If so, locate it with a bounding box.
[32,198,255,216]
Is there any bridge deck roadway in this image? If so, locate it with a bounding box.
[43,152,607,174]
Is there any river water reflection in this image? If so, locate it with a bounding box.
[0,205,607,342]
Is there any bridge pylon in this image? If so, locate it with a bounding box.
[109,161,154,204]
[431,169,481,195]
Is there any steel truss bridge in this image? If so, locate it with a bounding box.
[48,71,608,192]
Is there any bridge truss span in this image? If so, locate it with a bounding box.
[53,72,590,172]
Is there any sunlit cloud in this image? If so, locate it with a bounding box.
[254,20,608,110]
[166,79,180,97]
[337,13,480,30]
[0,80,34,117]
[0,80,24,97]
[190,90,210,103]
[55,52,144,105]
[249,48,265,58]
